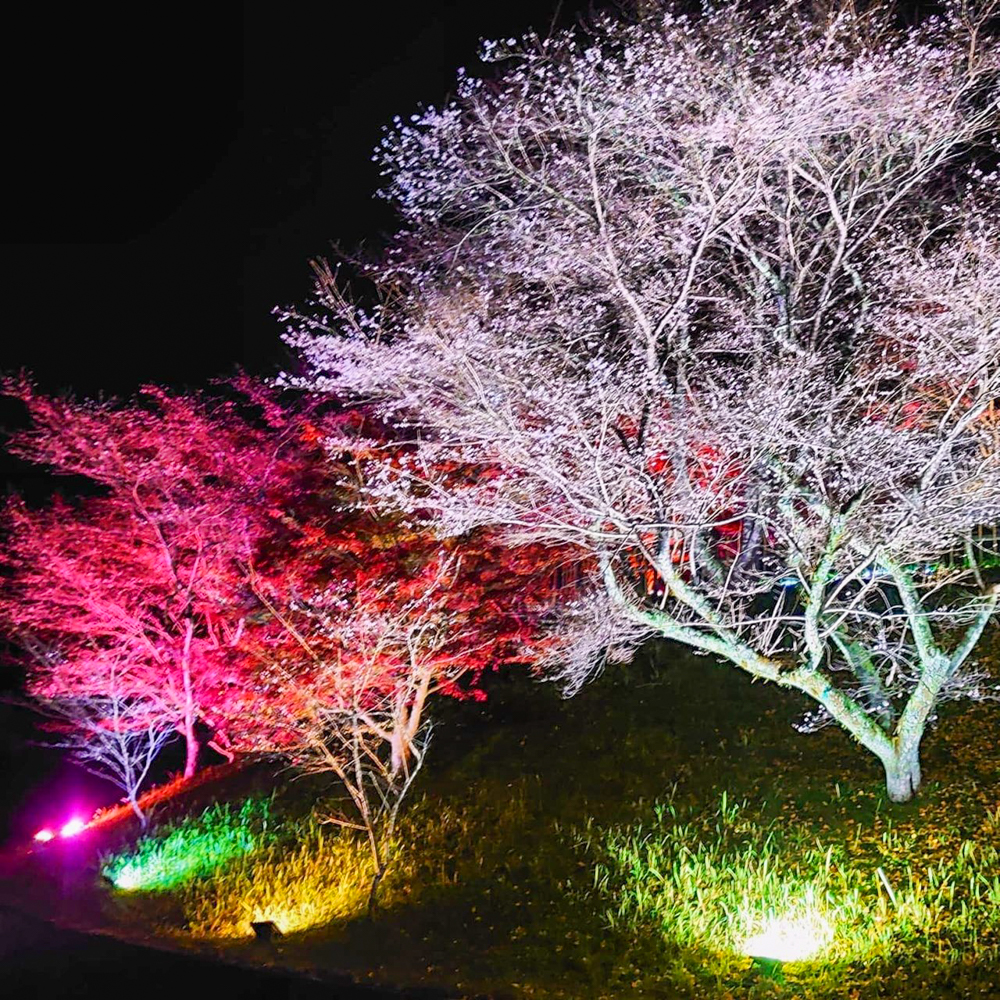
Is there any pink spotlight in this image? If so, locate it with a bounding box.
[60,818,86,838]
[33,828,55,843]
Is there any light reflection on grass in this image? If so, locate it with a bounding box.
[102,797,272,891]
[101,793,377,937]
[178,816,378,938]
[586,791,1000,977]
[741,904,833,962]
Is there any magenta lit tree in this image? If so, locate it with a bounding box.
[0,379,313,778]
[0,379,563,796]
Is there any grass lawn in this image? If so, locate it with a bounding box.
[46,637,1000,998]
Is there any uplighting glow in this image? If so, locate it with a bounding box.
[112,869,140,891]
[103,798,270,892]
[60,818,86,838]
[107,822,256,890]
[742,911,832,962]
[33,828,55,843]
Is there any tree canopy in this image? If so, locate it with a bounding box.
[284,0,1000,800]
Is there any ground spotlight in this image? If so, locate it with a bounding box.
[33,828,55,843]
[251,920,283,943]
[742,911,831,963]
[60,818,86,838]
[111,870,139,890]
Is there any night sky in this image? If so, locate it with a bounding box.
[2,2,591,394]
[0,0,943,491]
[0,1,602,497]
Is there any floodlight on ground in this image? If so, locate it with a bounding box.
[33,828,55,843]
[251,920,283,943]
[60,817,86,838]
[111,869,139,890]
[742,911,832,963]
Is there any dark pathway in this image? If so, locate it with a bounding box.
[0,906,456,1000]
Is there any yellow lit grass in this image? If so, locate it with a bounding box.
[138,777,537,942]
[121,764,1000,978]
[175,815,382,938]
[174,786,534,939]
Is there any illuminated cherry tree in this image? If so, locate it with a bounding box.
[0,379,316,778]
[251,559,476,916]
[286,1,1000,800]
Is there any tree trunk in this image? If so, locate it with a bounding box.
[390,730,405,776]
[180,619,198,779]
[183,724,199,779]
[367,860,390,920]
[128,793,147,827]
[882,743,922,803]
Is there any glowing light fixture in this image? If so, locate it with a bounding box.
[250,920,283,943]
[60,817,86,838]
[112,870,140,890]
[33,828,55,843]
[742,911,832,962]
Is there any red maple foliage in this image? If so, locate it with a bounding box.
[215,407,567,769]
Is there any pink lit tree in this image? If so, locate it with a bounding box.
[285,1,1000,800]
[0,380,563,802]
[0,379,316,778]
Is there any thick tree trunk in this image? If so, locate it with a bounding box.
[882,743,922,803]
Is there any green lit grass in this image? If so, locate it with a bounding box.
[583,792,1000,984]
[101,791,381,938]
[101,796,273,891]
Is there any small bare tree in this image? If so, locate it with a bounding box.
[250,566,487,914]
[286,1,1000,800]
[291,693,430,919]
[40,662,175,826]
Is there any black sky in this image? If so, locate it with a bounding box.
[1,2,946,452]
[0,0,603,495]
[1,2,595,398]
